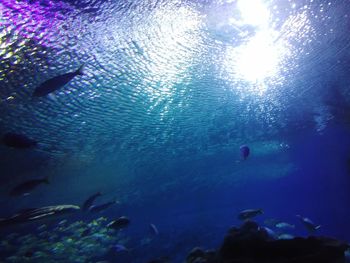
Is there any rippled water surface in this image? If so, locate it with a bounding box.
[1,0,350,262]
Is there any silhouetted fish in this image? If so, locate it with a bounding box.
[82,192,102,211]
[2,132,37,149]
[33,65,84,97]
[0,205,80,227]
[89,200,118,213]
[240,145,250,160]
[10,177,49,196]
[238,209,263,220]
[107,216,130,229]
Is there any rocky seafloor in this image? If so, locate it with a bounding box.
[1,217,349,263]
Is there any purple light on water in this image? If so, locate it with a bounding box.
[0,0,73,47]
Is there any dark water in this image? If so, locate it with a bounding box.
[1,0,350,262]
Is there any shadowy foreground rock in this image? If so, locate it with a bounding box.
[186,221,349,263]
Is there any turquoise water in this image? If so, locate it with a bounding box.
[0,0,350,262]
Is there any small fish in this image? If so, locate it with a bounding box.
[240,145,250,160]
[261,226,277,239]
[0,205,80,227]
[88,200,118,213]
[278,234,295,240]
[112,244,129,253]
[149,223,159,235]
[33,65,84,97]
[10,177,49,196]
[275,222,295,229]
[296,215,321,233]
[82,192,102,211]
[2,132,37,149]
[107,216,130,229]
[238,209,263,220]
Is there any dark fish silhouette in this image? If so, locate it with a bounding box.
[89,200,119,213]
[0,205,80,227]
[82,192,102,211]
[2,132,37,149]
[10,177,49,196]
[240,145,250,160]
[107,216,130,229]
[33,65,84,97]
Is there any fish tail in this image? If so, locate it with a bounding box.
[76,64,85,75]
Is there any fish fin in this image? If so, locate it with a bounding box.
[315,225,321,230]
[76,64,85,75]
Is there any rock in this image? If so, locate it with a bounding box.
[219,221,349,263]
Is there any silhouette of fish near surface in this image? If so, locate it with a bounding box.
[82,192,102,211]
[0,205,80,227]
[2,132,37,149]
[33,65,84,97]
[10,177,49,196]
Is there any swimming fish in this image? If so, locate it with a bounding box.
[149,223,159,235]
[82,192,102,211]
[32,65,84,97]
[238,209,263,221]
[278,234,295,240]
[10,177,49,196]
[0,205,80,227]
[240,145,250,160]
[296,215,321,233]
[2,132,37,149]
[89,200,119,213]
[275,222,295,229]
[107,216,130,229]
[112,244,129,253]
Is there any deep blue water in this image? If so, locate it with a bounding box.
[1,0,350,262]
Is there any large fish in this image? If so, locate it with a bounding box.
[2,132,37,149]
[82,192,102,211]
[32,65,84,97]
[0,205,80,227]
[10,177,49,196]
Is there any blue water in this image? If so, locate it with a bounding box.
[1,0,350,262]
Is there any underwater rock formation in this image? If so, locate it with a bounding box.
[187,221,349,263]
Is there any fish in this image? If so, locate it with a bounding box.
[88,200,119,213]
[112,244,129,253]
[149,223,159,235]
[275,222,295,229]
[261,226,277,240]
[2,132,37,149]
[82,192,102,211]
[107,216,130,229]
[296,215,321,233]
[9,177,49,196]
[238,209,263,220]
[32,65,84,97]
[240,145,250,160]
[278,234,295,240]
[0,205,80,227]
